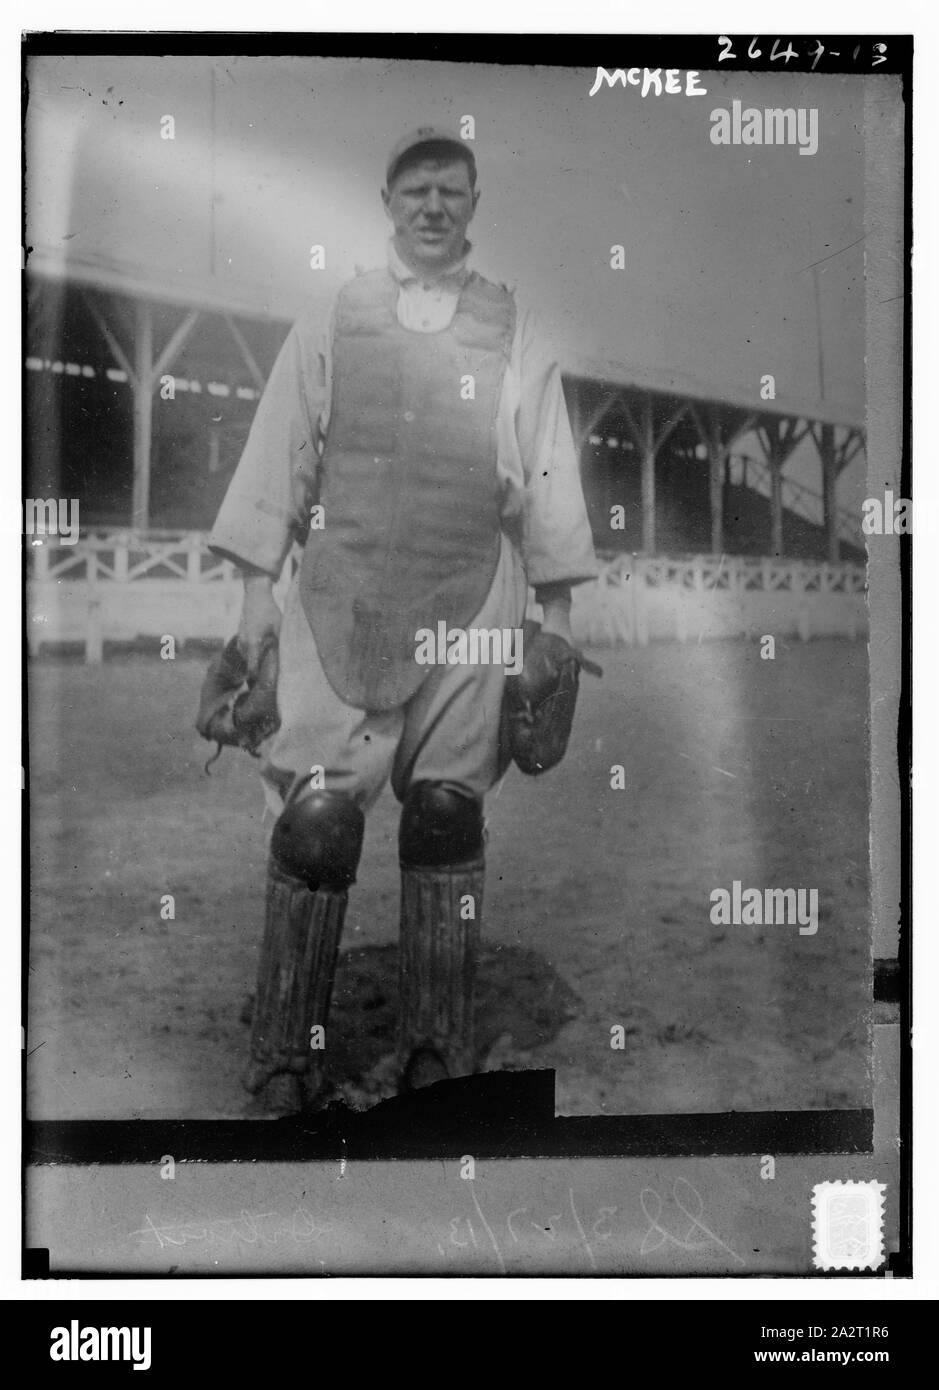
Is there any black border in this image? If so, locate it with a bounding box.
[21,32,913,72]
[27,1085,873,1163]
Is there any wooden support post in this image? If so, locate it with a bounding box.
[634,558,649,645]
[757,422,781,555]
[619,393,689,557]
[795,564,810,641]
[86,548,103,665]
[85,293,198,533]
[131,300,154,531]
[187,534,202,582]
[709,424,725,555]
[27,539,47,657]
[113,538,128,581]
[758,417,808,560]
[818,423,840,563]
[641,400,656,555]
[688,403,754,557]
[31,539,49,581]
[769,454,784,556]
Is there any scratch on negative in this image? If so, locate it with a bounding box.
[677,752,738,780]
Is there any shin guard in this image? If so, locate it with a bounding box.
[397,858,484,1084]
[243,854,347,1099]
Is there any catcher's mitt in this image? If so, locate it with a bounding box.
[195,632,280,770]
[503,622,601,776]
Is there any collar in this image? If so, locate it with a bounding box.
[386,238,473,289]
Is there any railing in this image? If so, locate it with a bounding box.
[576,551,867,646]
[727,453,864,550]
[27,530,868,661]
[27,529,236,585]
[606,551,867,593]
[27,530,248,662]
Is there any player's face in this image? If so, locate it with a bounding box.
[382,158,479,275]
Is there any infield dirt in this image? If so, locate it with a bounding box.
[26,636,870,1119]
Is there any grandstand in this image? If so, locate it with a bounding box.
[24,252,867,660]
[24,57,868,659]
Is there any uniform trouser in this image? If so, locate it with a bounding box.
[261,534,528,811]
[253,534,529,1087]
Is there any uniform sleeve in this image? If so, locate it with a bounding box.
[510,309,599,588]
[208,301,332,577]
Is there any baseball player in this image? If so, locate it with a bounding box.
[200,127,598,1116]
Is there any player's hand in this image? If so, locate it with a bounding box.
[538,588,574,646]
[238,572,282,678]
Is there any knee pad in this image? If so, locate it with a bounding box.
[270,790,364,890]
[399,781,484,867]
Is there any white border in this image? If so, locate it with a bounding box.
[6,1,937,1301]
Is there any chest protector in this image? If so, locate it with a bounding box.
[299,268,516,710]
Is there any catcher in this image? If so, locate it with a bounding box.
[199,126,599,1116]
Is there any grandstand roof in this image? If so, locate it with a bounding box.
[26,55,867,435]
[566,352,864,431]
[27,252,865,434]
[26,249,302,326]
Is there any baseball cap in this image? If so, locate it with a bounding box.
[385,126,477,187]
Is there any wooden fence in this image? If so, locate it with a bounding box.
[26,531,868,662]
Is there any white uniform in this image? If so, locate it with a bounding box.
[210,241,597,810]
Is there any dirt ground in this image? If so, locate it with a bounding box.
[27,636,871,1119]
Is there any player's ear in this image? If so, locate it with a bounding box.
[470,185,481,218]
[381,185,393,219]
